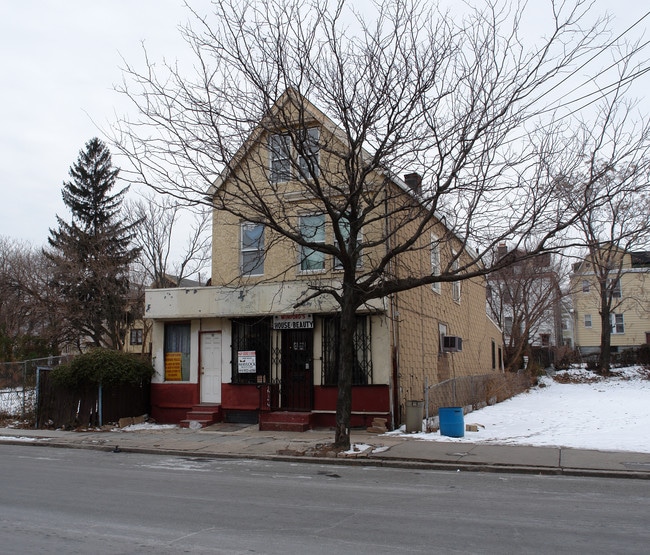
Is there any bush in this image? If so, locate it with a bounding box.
[52,349,154,389]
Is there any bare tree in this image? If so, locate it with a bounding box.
[113,0,649,448]
[125,192,212,288]
[123,193,211,354]
[487,246,566,371]
[559,93,650,372]
[0,237,63,360]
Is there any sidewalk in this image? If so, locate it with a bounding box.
[1,424,649,479]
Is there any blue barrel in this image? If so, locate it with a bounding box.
[439,407,464,437]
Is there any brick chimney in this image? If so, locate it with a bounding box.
[404,173,422,193]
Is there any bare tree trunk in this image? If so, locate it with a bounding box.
[598,283,612,374]
[334,281,357,449]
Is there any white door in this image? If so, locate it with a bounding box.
[200,331,222,403]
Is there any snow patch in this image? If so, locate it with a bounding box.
[388,366,650,453]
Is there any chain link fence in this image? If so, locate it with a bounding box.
[423,371,534,423]
[0,356,75,424]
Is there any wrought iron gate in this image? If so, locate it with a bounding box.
[280,328,313,411]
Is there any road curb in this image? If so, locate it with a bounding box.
[3,437,649,480]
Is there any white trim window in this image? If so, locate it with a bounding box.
[334,214,362,270]
[610,313,625,334]
[438,323,447,355]
[269,133,291,183]
[582,280,590,293]
[430,234,441,293]
[130,328,143,346]
[299,214,325,271]
[451,252,461,302]
[584,314,592,328]
[241,222,265,276]
[269,128,320,183]
[297,127,320,179]
[609,278,622,299]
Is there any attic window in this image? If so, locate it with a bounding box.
[269,128,319,183]
[269,133,291,183]
[297,127,320,180]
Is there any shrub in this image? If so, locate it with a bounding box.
[52,349,154,389]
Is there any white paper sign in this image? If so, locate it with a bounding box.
[238,350,257,373]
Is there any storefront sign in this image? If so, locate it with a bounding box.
[164,352,183,381]
[272,314,314,330]
[238,350,257,373]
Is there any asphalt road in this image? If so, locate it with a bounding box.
[1,444,649,554]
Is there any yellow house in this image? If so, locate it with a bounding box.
[571,250,650,355]
[144,91,503,429]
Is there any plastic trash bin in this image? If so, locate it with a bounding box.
[405,400,424,433]
[439,406,464,437]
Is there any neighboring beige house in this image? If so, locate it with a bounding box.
[144,91,503,429]
[122,320,149,355]
[571,250,650,355]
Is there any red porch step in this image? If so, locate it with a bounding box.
[180,404,223,428]
[259,411,313,432]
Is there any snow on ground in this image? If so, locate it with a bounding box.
[388,366,650,453]
[118,422,178,432]
[0,387,33,416]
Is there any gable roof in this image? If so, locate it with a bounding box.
[207,88,480,262]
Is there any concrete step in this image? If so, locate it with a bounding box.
[259,411,313,432]
[180,404,222,428]
[180,418,214,429]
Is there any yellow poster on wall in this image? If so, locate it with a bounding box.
[165,352,183,381]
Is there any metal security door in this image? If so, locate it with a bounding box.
[281,329,313,411]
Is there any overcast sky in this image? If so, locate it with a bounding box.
[0,0,648,249]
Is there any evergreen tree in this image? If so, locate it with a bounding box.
[46,138,140,350]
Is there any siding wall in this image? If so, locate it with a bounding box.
[572,255,650,349]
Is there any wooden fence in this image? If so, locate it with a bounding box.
[36,368,151,429]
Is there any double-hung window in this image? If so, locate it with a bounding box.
[451,253,461,302]
[269,128,319,182]
[584,314,592,328]
[609,278,622,299]
[297,128,320,179]
[130,328,143,346]
[334,215,362,270]
[269,133,291,183]
[430,234,441,293]
[610,313,625,334]
[241,222,265,276]
[299,214,325,271]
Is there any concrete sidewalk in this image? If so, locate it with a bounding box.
[1,424,649,479]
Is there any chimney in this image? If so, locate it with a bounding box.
[497,242,507,260]
[404,173,422,193]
